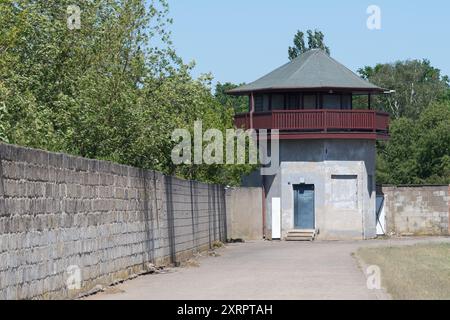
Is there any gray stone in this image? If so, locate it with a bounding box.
[0,142,227,299]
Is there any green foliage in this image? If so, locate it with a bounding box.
[439,88,450,103]
[361,59,450,184]
[0,0,254,186]
[288,29,330,60]
[358,60,449,119]
[214,82,248,114]
[377,102,450,185]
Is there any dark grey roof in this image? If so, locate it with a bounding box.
[227,49,384,95]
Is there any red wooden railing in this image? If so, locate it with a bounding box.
[234,109,390,133]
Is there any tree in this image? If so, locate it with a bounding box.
[214,82,248,114]
[376,118,420,184]
[358,60,449,119]
[377,102,450,185]
[415,102,450,183]
[288,29,330,60]
[0,0,254,186]
[439,88,450,103]
[360,59,450,184]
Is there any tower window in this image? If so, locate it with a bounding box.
[323,94,341,109]
[303,95,317,109]
[254,94,270,112]
[272,94,285,110]
[287,94,301,109]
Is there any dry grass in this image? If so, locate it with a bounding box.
[357,243,450,300]
[102,286,126,295]
[180,258,200,268]
[212,240,225,249]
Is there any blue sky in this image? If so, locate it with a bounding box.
[167,0,450,86]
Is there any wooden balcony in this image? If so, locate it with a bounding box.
[234,110,390,140]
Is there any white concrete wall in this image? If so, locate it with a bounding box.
[261,139,376,240]
[225,187,263,240]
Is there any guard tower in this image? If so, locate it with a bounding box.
[228,49,390,241]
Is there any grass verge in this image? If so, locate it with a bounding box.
[356,243,450,300]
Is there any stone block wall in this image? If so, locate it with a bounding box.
[381,185,450,236]
[0,143,226,299]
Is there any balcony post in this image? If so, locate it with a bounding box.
[250,92,255,129]
[372,111,376,132]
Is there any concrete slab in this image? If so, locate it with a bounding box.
[85,237,450,300]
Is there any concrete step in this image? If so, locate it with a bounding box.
[287,230,315,234]
[286,237,313,241]
[285,229,316,241]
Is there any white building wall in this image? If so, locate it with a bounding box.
[262,139,376,240]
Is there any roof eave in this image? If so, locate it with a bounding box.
[226,86,386,96]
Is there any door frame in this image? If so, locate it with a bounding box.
[376,194,386,235]
[293,184,316,230]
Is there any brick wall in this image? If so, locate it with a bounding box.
[381,185,450,236]
[0,143,226,299]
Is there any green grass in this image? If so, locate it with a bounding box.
[357,243,450,300]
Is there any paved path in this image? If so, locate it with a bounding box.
[86,237,450,300]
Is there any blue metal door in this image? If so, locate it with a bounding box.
[294,185,315,229]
